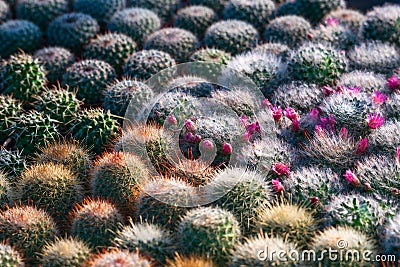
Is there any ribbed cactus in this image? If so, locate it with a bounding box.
[0,148,27,179]
[0,95,23,144]
[73,0,125,27]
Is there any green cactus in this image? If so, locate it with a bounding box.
[0,243,24,267]
[297,0,346,24]
[0,95,23,144]
[70,198,124,249]
[0,148,27,180]
[324,9,365,33]
[0,206,58,266]
[174,5,218,38]
[189,48,231,65]
[74,0,125,27]
[130,0,179,21]
[211,89,256,117]
[0,53,46,103]
[62,60,116,104]
[188,0,228,14]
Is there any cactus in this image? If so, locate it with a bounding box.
[211,89,256,117]
[47,13,100,54]
[272,0,301,18]
[34,47,75,84]
[0,148,27,179]
[0,172,10,210]
[166,75,215,97]
[204,20,259,55]
[264,15,312,48]
[144,28,198,62]
[16,0,68,30]
[84,33,136,74]
[187,0,228,14]
[40,237,91,267]
[189,48,231,65]
[113,220,175,264]
[0,243,24,267]
[91,151,147,216]
[10,162,84,225]
[369,119,400,155]
[337,71,386,94]
[255,201,317,249]
[62,60,116,104]
[0,53,46,102]
[166,253,215,267]
[229,233,299,267]
[123,49,176,81]
[71,108,120,154]
[310,24,357,50]
[108,8,161,45]
[130,0,179,21]
[74,0,125,27]
[0,20,42,57]
[87,249,151,267]
[223,0,275,30]
[324,9,365,33]
[384,91,400,120]
[381,212,400,258]
[287,43,347,85]
[135,178,199,230]
[0,95,23,144]
[311,226,377,266]
[0,0,9,23]
[297,0,346,24]
[252,42,290,61]
[34,86,82,131]
[174,5,218,38]
[177,206,241,264]
[347,41,400,75]
[70,198,124,249]
[361,5,400,47]
[205,168,272,235]
[0,206,58,266]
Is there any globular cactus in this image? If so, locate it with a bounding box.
[71,108,120,154]
[70,198,124,249]
[187,0,228,14]
[108,8,161,45]
[205,168,272,235]
[381,212,400,258]
[74,0,125,27]
[10,162,84,225]
[310,24,357,50]
[0,206,58,266]
[62,59,116,104]
[0,53,46,103]
[16,0,68,30]
[166,75,215,97]
[144,28,198,62]
[84,33,136,74]
[177,206,241,264]
[0,20,42,57]
[272,0,301,18]
[0,148,27,179]
[211,89,256,117]
[0,0,9,23]
[369,119,400,155]
[166,253,215,267]
[34,47,75,84]
[47,13,100,54]
[264,15,312,48]
[0,95,23,144]
[40,237,91,267]
[347,41,400,75]
[190,48,231,65]
[252,42,291,61]
[86,249,151,267]
[130,0,179,21]
[113,220,175,264]
[337,71,386,94]
[0,243,24,267]
[174,5,218,38]
[297,0,346,24]
[123,49,176,81]
[383,91,400,120]
[324,9,365,33]
[204,20,259,55]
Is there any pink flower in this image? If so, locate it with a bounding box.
[184,132,194,142]
[396,147,400,163]
[367,113,385,129]
[292,119,300,132]
[262,99,271,108]
[272,163,290,176]
[387,75,400,90]
[240,115,247,125]
[222,143,232,154]
[344,170,360,187]
[201,140,214,151]
[246,123,258,135]
[271,105,283,122]
[309,109,320,120]
[193,134,202,143]
[167,114,177,125]
[371,91,387,104]
[319,115,335,131]
[325,17,339,26]
[322,85,334,95]
[355,137,368,154]
[242,132,251,141]
[310,197,319,204]
[285,107,298,121]
[272,178,284,193]
[339,127,348,139]
[315,125,324,136]
[184,119,195,132]
[337,86,361,95]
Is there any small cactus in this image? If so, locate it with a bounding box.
[0,243,24,267]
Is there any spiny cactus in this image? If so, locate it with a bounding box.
[47,13,100,54]
[0,0,9,23]
[206,168,272,235]
[0,20,42,57]
[361,4,400,47]
[264,15,312,48]
[174,5,218,38]
[144,28,198,62]
[70,198,124,249]
[287,43,347,85]
[310,24,357,50]
[381,212,400,258]
[177,206,241,264]
[0,95,23,144]
[34,47,75,84]
[71,108,120,154]
[297,0,346,24]
[10,162,84,225]
[74,0,125,27]
[369,119,400,154]
[35,139,92,191]
[190,48,231,65]
[0,172,10,210]
[347,41,400,75]
[252,42,291,61]
[0,148,27,179]
[130,0,179,21]
[123,49,176,81]
[166,253,215,267]
[210,89,256,117]
[62,59,116,104]
[16,0,68,30]
[204,19,259,55]
[0,205,58,266]
[113,220,175,264]
[337,71,386,94]
[384,91,400,120]
[324,8,365,33]
[272,0,301,18]
[40,237,91,267]
[223,0,275,30]
[0,53,46,102]
[0,243,24,267]
[187,0,228,14]
[87,249,151,267]
[166,75,215,97]
[108,8,161,45]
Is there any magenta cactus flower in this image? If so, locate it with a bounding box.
[271,105,283,122]
[310,196,319,204]
[285,107,298,121]
[184,119,195,132]
[201,139,215,151]
[272,162,290,176]
[242,132,251,141]
[387,75,400,90]
[344,170,360,187]
[319,115,335,131]
[322,85,334,95]
[222,143,232,154]
[355,137,368,154]
[184,132,194,142]
[314,125,324,135]
[367,113,384,129]
[262,98,271,108]
[339,127,348,139]
[240,115,247,125]
[325,17,339,26]
[292,118,300,132]
[272,178,284,193]
[396,147,400,163]
[167,114,177,125]
[309,109,320,120]
[371,91,387,105]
